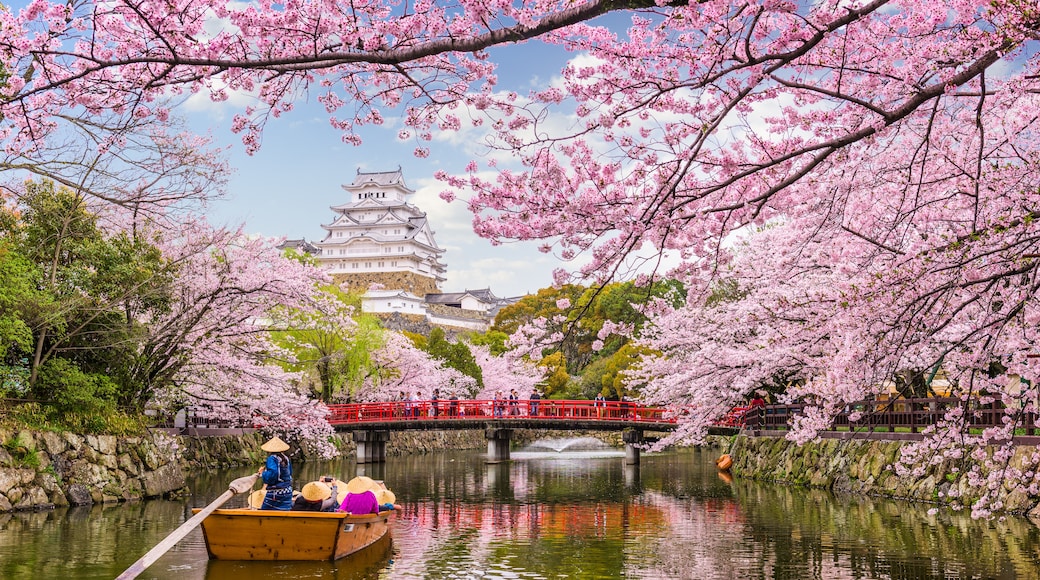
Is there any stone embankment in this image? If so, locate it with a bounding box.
[0,429,187,512]
[724,434,1040,519]
[1,427,619,513]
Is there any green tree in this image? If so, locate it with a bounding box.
[271,285,384,402]
[4,180,173,404]
[0,242,36,362]
[597,342,653,400]
[424,327,483,389]
[537,351,570,399]
[0,240,38,397]
[464,329,510,356]
[493,280,685,378]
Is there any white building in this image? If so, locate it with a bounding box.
[361,288,428,314]
[314,168,447,296]
[298,168,519,332]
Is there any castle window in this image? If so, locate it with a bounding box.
[378,261,385,267]
[336,231,342,237]
[352,263,359,269]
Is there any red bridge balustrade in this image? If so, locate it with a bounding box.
[326,399,675,427]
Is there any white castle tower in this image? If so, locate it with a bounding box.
[314,168,447,296]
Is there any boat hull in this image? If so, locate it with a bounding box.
[193,508,391,561]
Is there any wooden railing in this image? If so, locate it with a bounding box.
[326,399,672,427]
[736,397,1040,435]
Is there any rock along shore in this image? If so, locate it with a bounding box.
[716,434,1040,521]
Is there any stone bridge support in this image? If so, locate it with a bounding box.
[485,428,512,464]
[623,429,643,465]
[353,430,390,464]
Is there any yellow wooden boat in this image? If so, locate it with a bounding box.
[192,508,391,561]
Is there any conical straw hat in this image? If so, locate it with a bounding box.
[261,436,289,453]
[345,476,376,494]
[375,489,396,505]
[301,481,332,502]
[248,489,265,509]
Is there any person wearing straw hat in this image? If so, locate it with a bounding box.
[292,479,339,512]
[375,488,400,511]
[337,476,380,514]
[256,436,293,510]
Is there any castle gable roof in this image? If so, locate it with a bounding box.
[346,167,414,193]
[425,288,499,305]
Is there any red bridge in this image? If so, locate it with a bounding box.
[326,398,677,430]
[325,398,679,465]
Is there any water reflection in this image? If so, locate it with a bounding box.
[1,448,1038,579]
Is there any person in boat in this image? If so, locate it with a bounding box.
[256,436,293,510]
[339,476,380,515]
[292,477,339,512]
[375,489,401,511]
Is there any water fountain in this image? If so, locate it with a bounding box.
[520,437,613,453]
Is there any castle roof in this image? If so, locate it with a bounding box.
[346,167,412,192]
[425,288,501,305]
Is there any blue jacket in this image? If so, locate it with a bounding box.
[261,453,292,490]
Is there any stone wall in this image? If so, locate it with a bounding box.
[333,271,441,296]
[0,428,186,513]
[726,434,1040,517]
[426,303,487,321]
[384,429,621,456]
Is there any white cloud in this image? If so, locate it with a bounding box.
[182,77,260,119]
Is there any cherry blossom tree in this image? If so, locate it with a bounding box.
[470,343,543,400]
[5,0,1040,509]
[355,331,477,401]
[130,217,338,456]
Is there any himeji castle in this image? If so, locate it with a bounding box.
[314,167,447,295]
[285,168,515,331]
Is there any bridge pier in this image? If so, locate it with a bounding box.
[353,430,390,464]
[623,429,643,465]
[485,428,512,463]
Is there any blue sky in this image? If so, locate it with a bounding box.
[188,40,580,299]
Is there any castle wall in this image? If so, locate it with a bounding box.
[333,271,441,296]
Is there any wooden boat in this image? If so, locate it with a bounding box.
[192,507,391,561]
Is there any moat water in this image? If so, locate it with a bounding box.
[1,447,1038,579]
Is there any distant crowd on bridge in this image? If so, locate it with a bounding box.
[325,395,667,426]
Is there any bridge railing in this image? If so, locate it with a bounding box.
[326,399,674,426]
[738,397,1040,435]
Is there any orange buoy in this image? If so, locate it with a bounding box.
[715,454,733,471]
